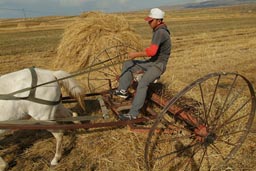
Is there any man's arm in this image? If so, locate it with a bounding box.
[128,44,159,59]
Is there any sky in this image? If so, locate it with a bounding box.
[0,0,208,19]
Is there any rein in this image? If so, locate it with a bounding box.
[3,45,136,96]
[0,45,138,99]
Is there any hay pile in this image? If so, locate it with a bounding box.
[54,12,142,73]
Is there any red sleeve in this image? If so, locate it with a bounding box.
[145,44,159,57]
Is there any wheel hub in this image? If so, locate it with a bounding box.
[194,125,216,145]
[204,132,217,146]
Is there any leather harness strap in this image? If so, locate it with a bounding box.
[0,67,61,105]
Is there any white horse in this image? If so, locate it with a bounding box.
[0,67,85,171]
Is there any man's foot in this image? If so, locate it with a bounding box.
[119,113,137,120]
[113,89,130,99]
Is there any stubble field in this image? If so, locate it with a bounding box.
[0,4,256,171]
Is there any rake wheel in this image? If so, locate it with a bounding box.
[145,72,256,171]
[87,45,138,93]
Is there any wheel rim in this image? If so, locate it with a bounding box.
[145,72,256,171]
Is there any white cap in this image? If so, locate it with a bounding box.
[145,8,165,21]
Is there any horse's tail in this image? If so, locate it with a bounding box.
[52,70,85,111]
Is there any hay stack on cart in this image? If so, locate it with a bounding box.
[54,12,142,91]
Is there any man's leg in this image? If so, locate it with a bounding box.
[118,60,149,90]
[128,65,163,116]
[118,60,134,91]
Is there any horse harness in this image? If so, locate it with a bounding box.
[0,67,61,105]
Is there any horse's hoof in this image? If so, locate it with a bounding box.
[50,159,58,166]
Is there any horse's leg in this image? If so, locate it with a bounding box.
[48,104,79,166]
[49,130,63,166]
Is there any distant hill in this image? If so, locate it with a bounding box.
[185,0,256,8]
[162,0,256,10]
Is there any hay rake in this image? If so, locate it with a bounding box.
[0,45,255,171]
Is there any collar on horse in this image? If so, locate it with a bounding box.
[0,67,61,105]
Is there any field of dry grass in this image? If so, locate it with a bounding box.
[0,4,256,171]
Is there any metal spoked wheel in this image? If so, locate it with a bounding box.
[145,72,256,171]
[87,45,138,93]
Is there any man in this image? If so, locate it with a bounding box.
[114,8,171,120]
